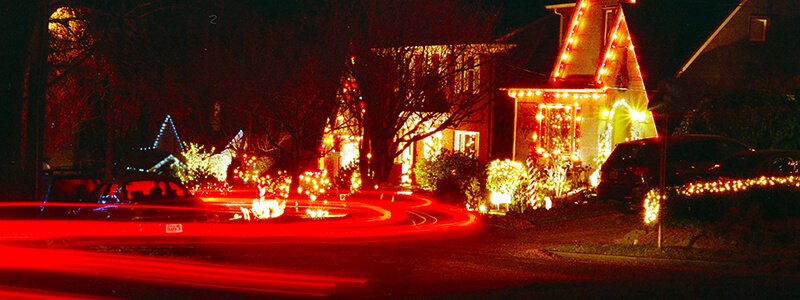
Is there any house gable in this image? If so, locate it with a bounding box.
[141,115,184,154]
[675,0,800,93]
[505,0,657,175]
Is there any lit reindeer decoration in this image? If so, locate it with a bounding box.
[239,182,285,220]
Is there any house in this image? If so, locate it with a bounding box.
[124,115,185,174]
[124,115,242,184]
[674,0,800,100]
[502,0,658,181]
[324,44,512,188]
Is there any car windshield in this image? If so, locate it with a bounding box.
[124,180,186,201]
[606,142,656,165]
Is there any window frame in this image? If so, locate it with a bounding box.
[749,15,769,42]
[454,130,479,158]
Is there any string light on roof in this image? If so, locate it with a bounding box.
[596,11,625,86]
[145,115,185,152]
[553,0,588,81]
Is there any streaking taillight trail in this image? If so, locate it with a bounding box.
[0,196,480,242]
[0,192,480,296]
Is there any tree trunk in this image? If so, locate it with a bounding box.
[105,108,113,181]
[1,1,36,202]
[23,0,50,202]
[289,150,301,198]
[369,133,395,190]
[359,124,373,190]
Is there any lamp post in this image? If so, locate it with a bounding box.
[656,114,667,249]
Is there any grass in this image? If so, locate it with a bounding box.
[549,243,747,262]
[549,239,800,272]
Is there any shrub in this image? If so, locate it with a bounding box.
[334,161,360,192]
[524,156,591,208]
[486,159,528,212]
[414,150,484,207]
[649,177,800,227]
[675,90,800,150]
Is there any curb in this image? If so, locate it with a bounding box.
[549,250,748,269]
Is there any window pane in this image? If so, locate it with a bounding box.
[750,17,767,41]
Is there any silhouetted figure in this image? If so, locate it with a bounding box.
[149,182,163,197]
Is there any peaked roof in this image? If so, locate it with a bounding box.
[620,0,742,89]
[139,115,184,153]
[499,0,742,96]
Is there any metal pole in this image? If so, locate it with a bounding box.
[512,96,518,161]
[658,114,667,249]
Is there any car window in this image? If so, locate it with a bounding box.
[94,183,121,203]
[668,140,716,162]
[165,182,185,197]
[607,143,654,164]
[50,179,98,202]
[716,140,750,157]
[124,180,161,200]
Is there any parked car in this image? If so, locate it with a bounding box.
[76,177,208,222]
[701,150,800,180]
[597,135,752,214]
[38,170,100,219]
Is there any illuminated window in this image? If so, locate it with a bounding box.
[750,16,768,42]
[455,56,478,94]
[399,143,414,184]
[339,142,359,168]
[455,131,479,158]
[424,132,443,159]
[603,7,619,46]
[534,104,581,158]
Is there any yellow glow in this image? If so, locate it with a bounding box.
[490,192,511,205]
[629,110,640,122]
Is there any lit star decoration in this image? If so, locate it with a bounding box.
[643,175,800,225]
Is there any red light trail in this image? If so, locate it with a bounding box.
[0,192,481,243]
[0,192,481,297]
[0,245,367,297]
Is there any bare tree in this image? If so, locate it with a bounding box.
[318,0,500,189]
[200,3,346,195]
[45,1,208,178]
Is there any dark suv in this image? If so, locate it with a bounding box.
[597,135,752,214]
